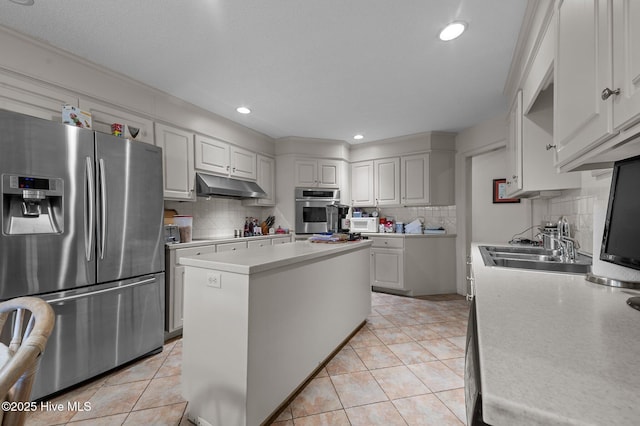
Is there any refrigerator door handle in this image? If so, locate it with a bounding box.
[98,158,107,260]
[85,157,95,262]
[45,277,157,304]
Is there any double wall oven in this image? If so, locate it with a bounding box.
[295,187,340,234]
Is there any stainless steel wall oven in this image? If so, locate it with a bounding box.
[294,187,340,234]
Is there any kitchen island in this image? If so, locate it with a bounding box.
[180,240,373,426]
[471,242,640,425]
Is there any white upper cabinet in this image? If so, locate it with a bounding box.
[195,135,257,180]
[507,90,524,194]
[611,1,640,131]
[350,161,375,207]
[374,158,400,206]
[401,154,430,205]
[554,0,613,168]
[352,152,454,207]
[554,0,640,170]
[155,123,195,201]
[294,159,341,187]
[243,155,276,206]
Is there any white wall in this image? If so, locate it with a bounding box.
[454,114,509,295]
[471,148,530,243]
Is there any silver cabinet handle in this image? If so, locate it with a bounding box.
[601,87,621,100]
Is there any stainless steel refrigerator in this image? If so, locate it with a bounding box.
[0,109,165,400]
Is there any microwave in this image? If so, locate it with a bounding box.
[349,217,378,233]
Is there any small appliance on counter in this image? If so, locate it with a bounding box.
[349,217,377,233]
[164,224,180,244]
[326,203,350,233]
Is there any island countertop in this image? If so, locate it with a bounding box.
[179,239,372,275]
[471,242,640,426]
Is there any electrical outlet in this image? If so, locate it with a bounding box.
[206,271,221,288]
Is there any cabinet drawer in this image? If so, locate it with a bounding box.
[175,245,215,265]
[248,239,271,249]
[370,237,404,249]
[271,236,291,245]
[217,241,247,252]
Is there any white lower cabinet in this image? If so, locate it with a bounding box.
[369,236,456,296]
[370,237,405,290]
[171,265,185,332]
[371,248,405,290]
[167,245,216,335]
[166,236,293,337]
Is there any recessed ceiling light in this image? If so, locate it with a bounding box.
[353,134,364,140]
[9,0,34,4]
[439,21,466,41]
[236,106,251,114]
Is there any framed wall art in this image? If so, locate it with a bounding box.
[492,178,520,204]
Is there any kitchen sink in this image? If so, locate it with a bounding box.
[479,245,591,274]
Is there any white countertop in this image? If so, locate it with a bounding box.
[471,242,640,426]
[179,240,372,275]
[166,234,291,250]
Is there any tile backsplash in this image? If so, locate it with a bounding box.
[536,174,611,255]
[165,199,274,239]
[372,206,457,234]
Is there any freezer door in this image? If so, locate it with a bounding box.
[31,273,165,400]
[0,110,96,299]
[95,134,164,283]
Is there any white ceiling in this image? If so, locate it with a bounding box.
[0,0,528,143]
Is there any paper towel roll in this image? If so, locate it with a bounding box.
[591,203,640,282]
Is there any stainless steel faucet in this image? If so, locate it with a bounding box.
[552,217,580,262]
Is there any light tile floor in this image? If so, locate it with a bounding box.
[25,292,469,426]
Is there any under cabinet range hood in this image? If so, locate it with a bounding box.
[196,172,266,199]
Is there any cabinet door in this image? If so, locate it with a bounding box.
[506,90,523,195]
[242,155,275,206]
[295,160,317,187]
[554,0,613,167]
[230,146,257,180]
[371,248,404,290]
[172,265,185,331]
[195,135,230,175]
[401,154,430,205]
[351,161,375,207]
[317,159,341,187]
[612,1,640,130]
[374,158,400,206]
[257,155,275,205]
[155,123,195,200]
